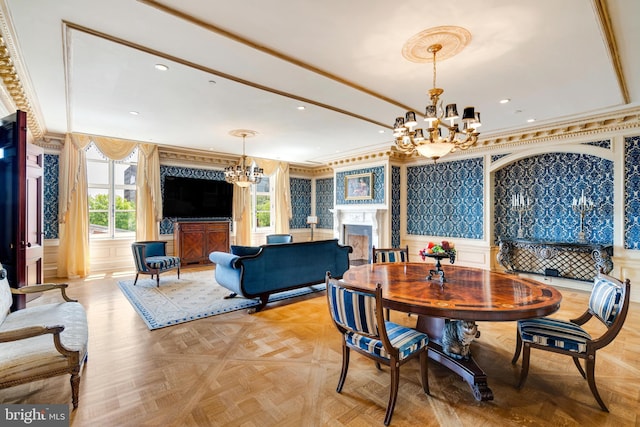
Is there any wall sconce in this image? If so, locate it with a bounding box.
[307,216,318,241]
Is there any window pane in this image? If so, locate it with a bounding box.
[114,163,137,185]
[256,177,270,193]
[87,161,109,185]
[114,188,136,211]
[115,211,136,233]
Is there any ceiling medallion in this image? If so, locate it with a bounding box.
[401,26,472,63]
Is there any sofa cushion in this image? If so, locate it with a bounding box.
[230,245,261,257]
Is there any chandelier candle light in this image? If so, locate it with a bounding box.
[224,129,264,187]
[511,192,531,239]
[572,190,594,243]
[393,33,481,161]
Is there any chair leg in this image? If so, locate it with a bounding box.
[572,356,587,379]
[384,358,400,426]
[516,343,531,389]
[375,361,382,371]
[156,273,160,287]
[420,350,430,395]
[585,356,608,412]
[511,329,523,364]
[337,344,350,393]
[70,372,80,409]
[177,267,180,279]
[133,273,140,286]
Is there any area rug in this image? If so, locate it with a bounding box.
[118,270,325,330]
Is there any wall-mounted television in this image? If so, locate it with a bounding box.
[162,176,233,218]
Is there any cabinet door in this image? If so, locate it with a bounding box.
[179,223,206,263]
[206,222,229,254]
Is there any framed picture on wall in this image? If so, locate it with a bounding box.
[345,172,373,200]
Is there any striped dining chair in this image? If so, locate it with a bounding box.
[372,245,409,320]
[325,272,430,425]
[511,271,630,412]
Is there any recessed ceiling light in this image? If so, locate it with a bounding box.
[209,80,216,84]
[297,106,305,110]
[379,130,385,134]
[129,111,139,116]
[527,118,536,123]
[154,64,169,71]
[500,98,511,104]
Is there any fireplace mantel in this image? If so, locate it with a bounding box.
[330,207,387,248]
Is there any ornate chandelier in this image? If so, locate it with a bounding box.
[224,129,263,187]
[393,42,481,161]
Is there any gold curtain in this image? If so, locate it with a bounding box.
[57,133,161,277]
[136,144,162,241]
[57,134,91,278]
[232,158,291,245]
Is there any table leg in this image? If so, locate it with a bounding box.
[415,315,494,402]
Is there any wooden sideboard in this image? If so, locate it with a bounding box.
[496,239,613,282]
[173,221,230,266]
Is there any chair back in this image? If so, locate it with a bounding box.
[372,245,409,263]
[266,234,293,244]
[326,274,391,350]
[589,272,630,347]
[131,241,168,272]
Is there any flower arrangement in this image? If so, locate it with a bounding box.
[419,241,456,260]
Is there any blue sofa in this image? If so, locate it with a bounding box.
[209,239,352,310]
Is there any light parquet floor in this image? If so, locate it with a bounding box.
[1,267,639,426]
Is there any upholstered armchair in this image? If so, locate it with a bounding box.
[265,234,293,244]
[0,263,88,409]
[131,241,180,287]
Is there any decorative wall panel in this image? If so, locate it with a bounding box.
[290,177,311,229]
[315,177,334,230]
[391,166,401,247]
[407,158,484,239]
[335,166,385,205]
[494,153,613,244]
[625,135,640,250]
[43,154,59,239]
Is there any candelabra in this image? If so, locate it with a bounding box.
[511,192,531,239]
[572,190,594,243]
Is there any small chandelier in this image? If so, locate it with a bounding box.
[393,43,481,161]
[224,129,263,187]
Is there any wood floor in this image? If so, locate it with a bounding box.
[2,267,639,426]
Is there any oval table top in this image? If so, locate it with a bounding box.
[342,263,562,321]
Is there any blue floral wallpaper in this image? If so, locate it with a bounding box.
[159,166,229,235]
[391,166,401,247]
[625,135,640,250]
[290,177,311,229]
[335,166,385,205]
[315,177,334,229]
[494,153,613,244]
[43,154,59,239]
[407,158,484,239]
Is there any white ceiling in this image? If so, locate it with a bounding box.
[1,0,639,165]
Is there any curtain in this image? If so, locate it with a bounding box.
[57,134,91,278]
[231,158,291,245]
[57,133,160,277]
[136,144,162,241]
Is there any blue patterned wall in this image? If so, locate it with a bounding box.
[290,177,311,229]
[315,177,334,229]
[159,166,229,235]
[43,154,59,239]
[625,135,640,250]
[494,153,613,244]
[335,166,385,205]
[407,158,484,239]
[391,166,401,247]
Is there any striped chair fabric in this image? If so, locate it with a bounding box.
[517,318,591,353]
[589,276,622,326]
[374,250,407,263]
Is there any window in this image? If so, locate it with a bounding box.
[253,176,272,229]
[86,143,137,238]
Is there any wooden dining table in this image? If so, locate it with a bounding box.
[342,262,563,401]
